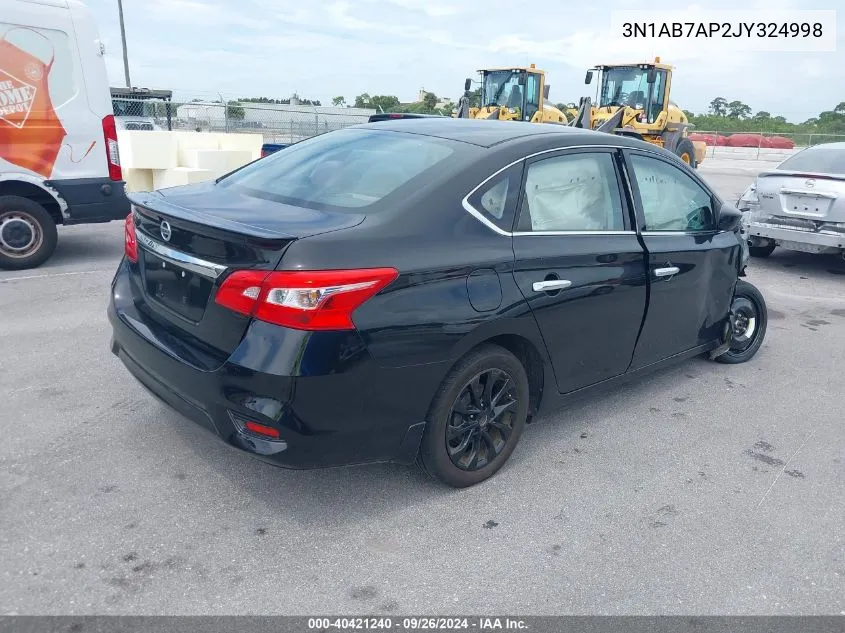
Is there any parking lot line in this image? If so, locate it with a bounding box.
[755,429,817,510]
[0,269,111,283]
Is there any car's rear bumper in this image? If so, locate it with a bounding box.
[745,221,845,253]
[107,260,444,469]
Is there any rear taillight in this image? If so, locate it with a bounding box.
[244,421,281,438]
[214,268,399,331]
[124,212,137,263]
[102,114,122,181]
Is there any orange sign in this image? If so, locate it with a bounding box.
[0,29,67,178]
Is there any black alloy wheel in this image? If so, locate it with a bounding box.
[418,344,529,487]
[446,368,518,471]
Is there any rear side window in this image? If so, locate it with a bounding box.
[466,162,524,232]
[517,152,625,232]
[777,146,845,174]
[220,128,456,211]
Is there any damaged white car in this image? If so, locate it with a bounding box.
[738,142,845,260]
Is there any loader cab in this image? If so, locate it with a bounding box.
[479,66,544,122]
[589,62,670,126]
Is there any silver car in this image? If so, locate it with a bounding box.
[738,142,845,259]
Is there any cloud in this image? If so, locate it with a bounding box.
[83,0,843,121]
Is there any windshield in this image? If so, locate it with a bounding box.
[777,145,845,174]
[482,70,531,109]
[599,67,652,108]
[218,128,456,211]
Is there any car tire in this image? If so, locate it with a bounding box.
[748,242,776,258]
[417,344,530,488]
[675,138,698,169]
[0,196,58,270]
[714,280,767,364]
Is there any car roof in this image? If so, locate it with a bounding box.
[355,117,645,149]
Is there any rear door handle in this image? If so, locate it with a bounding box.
[533,279,572,292]
[654,266,680,278]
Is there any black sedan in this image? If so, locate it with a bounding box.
[108,118,767,488]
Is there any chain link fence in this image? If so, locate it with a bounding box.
[111,95,377,143]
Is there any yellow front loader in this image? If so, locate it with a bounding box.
[569,58,706,168]
[454,65,569,124]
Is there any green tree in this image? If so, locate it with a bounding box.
[469,87,482,108]
[226,101,245,120]
[708,97,728,116]
[752,111,771,122]
[726,100,752,119]
[354,93,372,108]
[332,96,346,107]
[369,95,401,112]
[422,91,438,112]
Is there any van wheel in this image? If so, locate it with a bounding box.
[417,344,529,488]
[0,196,58,270]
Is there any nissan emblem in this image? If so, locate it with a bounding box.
[160,220,172,242]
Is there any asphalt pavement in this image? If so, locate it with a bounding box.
[1,163,843,615]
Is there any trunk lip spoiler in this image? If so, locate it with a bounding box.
[128,191,299,241]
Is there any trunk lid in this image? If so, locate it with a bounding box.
[126,184,365,365]
[755,171,845,224]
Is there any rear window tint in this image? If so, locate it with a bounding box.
[219,128,455,211]
[777,146,845,174]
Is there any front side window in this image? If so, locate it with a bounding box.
[517,152,625,232]
[629,154,715,231]
[219,128,456,211]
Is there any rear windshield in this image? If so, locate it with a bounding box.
[777,146,845,174]
[219,128,456,211]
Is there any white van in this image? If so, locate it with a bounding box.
[1,0,128,270]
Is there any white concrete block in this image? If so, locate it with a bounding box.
[181,149,256,175]
[117,131,177,169]
[123,168,154,193]
[217,133,263,160]
[174,132,222,165]
[152,167,213,190]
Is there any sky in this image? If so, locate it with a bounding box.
[83,0,844,122]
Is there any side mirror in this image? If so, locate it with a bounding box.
[543,84,550,100]
[585,70,594,84]
[717,202,742,232]
[647,67,657,84]
[464,78,472,92]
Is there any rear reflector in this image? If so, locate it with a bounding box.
[244,421,281,438]
[102,114,122,181]
[124,212,138,262]
[214,268,399,331]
